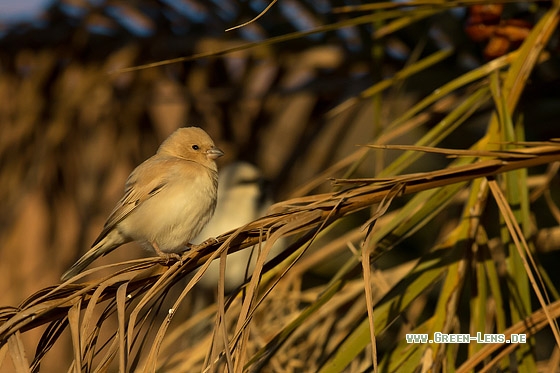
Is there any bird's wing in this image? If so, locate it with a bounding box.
[91,157,172,247]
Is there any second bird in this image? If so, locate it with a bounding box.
[61,127,224,281]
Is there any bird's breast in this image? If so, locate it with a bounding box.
[121,170,218,253]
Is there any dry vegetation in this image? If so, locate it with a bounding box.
[1,0,560,372]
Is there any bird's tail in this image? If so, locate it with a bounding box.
[60,235,120,281]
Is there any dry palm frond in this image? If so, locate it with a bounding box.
[1,141,559,371]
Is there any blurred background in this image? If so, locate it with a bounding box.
[1,0,560,371]
[0,0,442,303]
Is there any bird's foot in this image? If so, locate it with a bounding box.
[162,251,183,266]
[153,242,183,266]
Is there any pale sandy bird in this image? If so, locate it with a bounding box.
[195,162,284,291]
[61,127,224,281]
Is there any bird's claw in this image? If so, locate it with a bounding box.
[171,252,183,266]
[153,242,183,266]
[160,252,183,266]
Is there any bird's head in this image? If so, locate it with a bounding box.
[158,127,224,170]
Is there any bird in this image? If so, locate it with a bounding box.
[194,162,284,291]
[61,127,224,281]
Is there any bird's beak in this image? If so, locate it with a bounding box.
[206,147,224,160]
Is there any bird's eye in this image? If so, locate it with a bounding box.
[192,145,200,150]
